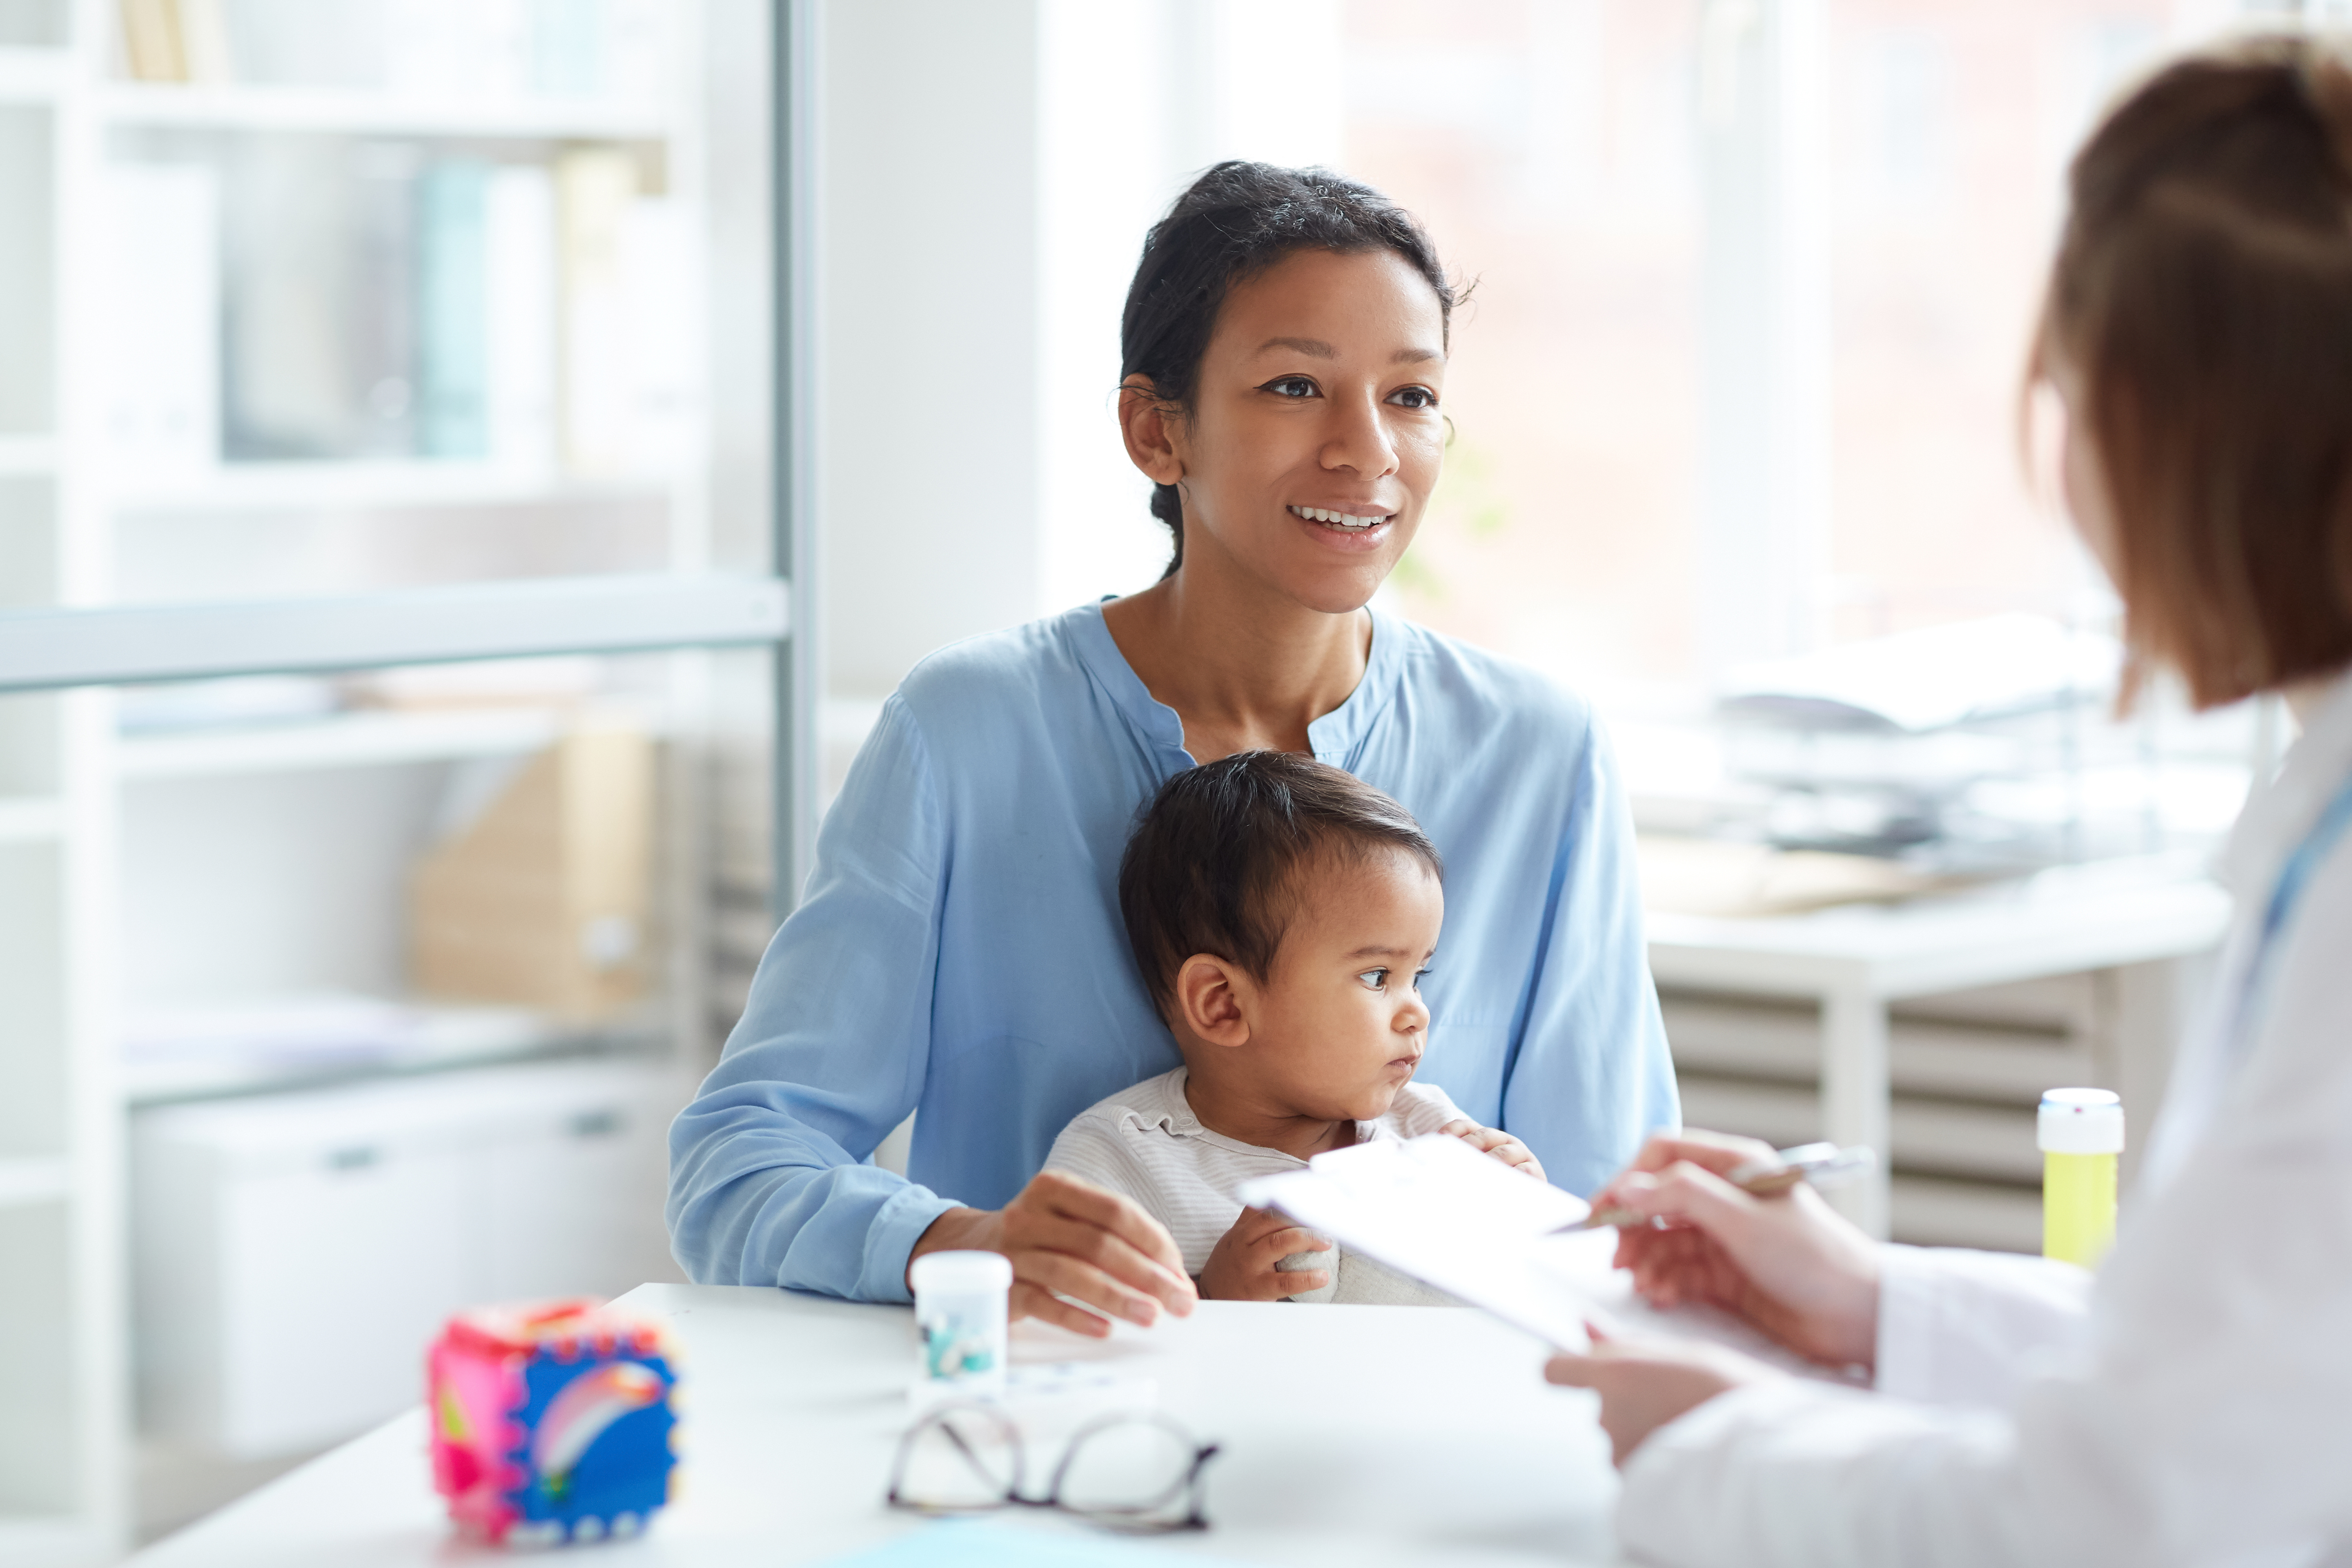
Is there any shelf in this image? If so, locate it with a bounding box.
[106,461,668,514]
[0,797,63,841]
[0,435,57,476]
[0,571,788,692]
[0,1155,69,1208]
[122,997,662,1108]
[118,706,570,780]
[96,82,671,140]
[0,47,71,102]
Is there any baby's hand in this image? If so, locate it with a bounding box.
[1198,1206,1333,1301]
[1440,1117,1546,1183]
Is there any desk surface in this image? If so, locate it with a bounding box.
[130,1282,1626,1568]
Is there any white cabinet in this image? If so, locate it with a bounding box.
[133,1060,685,1460]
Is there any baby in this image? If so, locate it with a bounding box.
[1046,750,1543,1304]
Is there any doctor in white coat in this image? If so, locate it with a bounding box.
[1546,34,2352,1568]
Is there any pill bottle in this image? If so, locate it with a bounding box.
[2039,1088,2124,1268]
[909,1250,1012,1400]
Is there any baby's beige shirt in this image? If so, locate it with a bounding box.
[1043,1066,1464,1306]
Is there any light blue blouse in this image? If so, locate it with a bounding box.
[667,602,1678,1300]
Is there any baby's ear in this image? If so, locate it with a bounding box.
[1173,953,1251,1048]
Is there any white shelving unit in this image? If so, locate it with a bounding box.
[106,461,666,513]
[94,83,672,139]
[0,2,796,1559]
[116,707,575,780]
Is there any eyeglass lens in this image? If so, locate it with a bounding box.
[896,1408,1023,1511]
[1051,1416,1203,1523]
[893,1408,1214,1530]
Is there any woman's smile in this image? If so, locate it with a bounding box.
[1287,503,1396,551]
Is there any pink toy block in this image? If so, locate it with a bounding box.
[428,1298,679,1547]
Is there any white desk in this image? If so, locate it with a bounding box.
[1647,854,2232,1236]
[129,1283,1625,1568]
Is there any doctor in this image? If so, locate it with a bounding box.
[1546,36,2352,1566]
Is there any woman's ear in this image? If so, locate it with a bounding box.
[1173,953,1251,1048]
[1118,376,1185,487]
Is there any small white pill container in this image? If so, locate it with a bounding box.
[909,1250,1012,1402]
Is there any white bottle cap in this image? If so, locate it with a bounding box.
[909,1250,1012,1296]
[2038,1087,2125,1155]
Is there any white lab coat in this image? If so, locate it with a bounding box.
[1618,671,2352,1568]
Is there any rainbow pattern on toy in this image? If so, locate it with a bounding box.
[428,1298,679,1547]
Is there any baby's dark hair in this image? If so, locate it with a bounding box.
[1118,751,1443,1017]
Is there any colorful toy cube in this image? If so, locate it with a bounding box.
[428,1298,679,1547]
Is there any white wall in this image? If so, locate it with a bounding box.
[817,0,1342,705]
[818,0,1045,699]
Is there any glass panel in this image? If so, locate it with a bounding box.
[80,0,778,610]
[0,103,53,437]
[95,125,696,603]
[1824,0,2169,643]
[1343,0,1706,701]
[1333,0,2261,868]
[115,645,772,1105]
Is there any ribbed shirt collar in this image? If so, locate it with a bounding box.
[1119,1065,1385,1161]
[1066,598,1407,769]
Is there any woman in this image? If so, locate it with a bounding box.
[1546,38,2352,1565]
[668,163,1678,1332]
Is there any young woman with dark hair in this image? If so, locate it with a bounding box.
[668,162,1677,1334]
[1545,37,2352,1566]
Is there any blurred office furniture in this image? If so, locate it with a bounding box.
[0,1,802,1559]
[1645,851,2230,1243]
[1712,616,2251,872]
[410,721,655,1022]
[133,1060,678,1459]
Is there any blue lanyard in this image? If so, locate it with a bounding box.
[2232,769,2352,1055]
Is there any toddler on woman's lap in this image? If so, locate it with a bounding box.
[1047,751,1543,1304]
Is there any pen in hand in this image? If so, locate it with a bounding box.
[1568,1142,1877,1231]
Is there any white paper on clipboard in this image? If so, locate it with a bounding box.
[1235,1133,1601,1350]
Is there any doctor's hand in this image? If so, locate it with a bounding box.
[1544,1325,1781,1465]
[907,1172,1197,1339]
[1597,1129,1882,1370]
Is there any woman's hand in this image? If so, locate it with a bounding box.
[1439,1117,1547,1182]
[1599,1129,1882,1369]
[1198,1206,1333,1301]
[1544,1326,1779,1464]
[907,1172,1198,1338]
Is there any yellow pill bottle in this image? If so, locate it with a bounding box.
[2040,1088,2125,1268]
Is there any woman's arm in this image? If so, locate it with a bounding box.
[665,697,1196,1326]
[665,695,958,1298]
[1496,715,1681,1195]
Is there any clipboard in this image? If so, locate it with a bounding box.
[1236,1133,1599,1351]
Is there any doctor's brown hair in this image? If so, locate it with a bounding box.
[2039,35,2352,708]
[1118,752,1441,1018]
